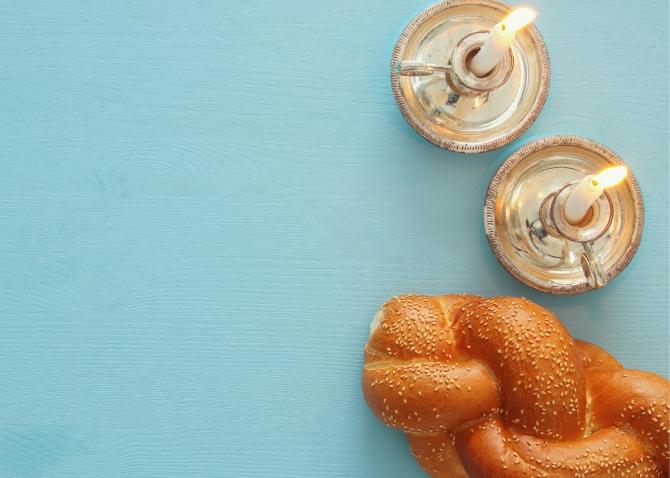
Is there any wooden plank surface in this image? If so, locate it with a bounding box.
[0,0,667,476]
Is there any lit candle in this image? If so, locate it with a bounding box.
[470,7,537,77]
[564,166,628,225]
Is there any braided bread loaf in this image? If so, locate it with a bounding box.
[363,295,670,477]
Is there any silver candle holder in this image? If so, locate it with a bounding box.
[484,136,644,295]
[391,0,550,153]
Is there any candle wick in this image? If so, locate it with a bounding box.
[501,24,507,31]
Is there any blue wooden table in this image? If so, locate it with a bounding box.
[0,1,667,476]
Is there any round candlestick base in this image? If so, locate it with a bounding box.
[391,0,550,153]
[484,136,644,295]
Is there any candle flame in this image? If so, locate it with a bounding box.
[501,8,537,33]
[593,166,627,188]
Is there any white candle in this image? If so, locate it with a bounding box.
[470,7,537,77]
[564,166,628,225]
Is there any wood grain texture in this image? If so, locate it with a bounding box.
[0,0,667,476]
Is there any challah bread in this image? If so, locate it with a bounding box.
[363,295,670,477]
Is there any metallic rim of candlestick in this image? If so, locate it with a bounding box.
[484,135,645,295]
[390,0,551,153]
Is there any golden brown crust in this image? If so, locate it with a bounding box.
[366,294,479,363]
[575,339,623,371]
[587,369,670,476]
[457,417,663,478]
[363,359,499,434]
[362,294,670,477]
[408,432,468,478]
[457,297,586,440]
[456,418,546,477]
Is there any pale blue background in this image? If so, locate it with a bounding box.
[0,1,667,477]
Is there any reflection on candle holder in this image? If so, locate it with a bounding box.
[395,31,513,94]
[391,0,550,153]
[484,136,644,295]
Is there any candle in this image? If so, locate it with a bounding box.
[470,7,537,77]
[564,166,628,225]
